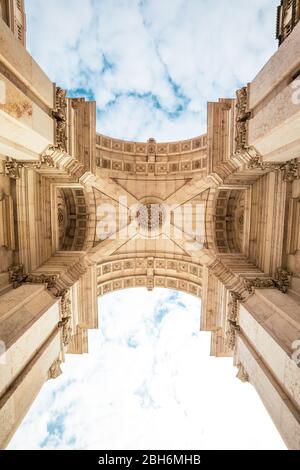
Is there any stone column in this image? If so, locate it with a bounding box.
[0,284,62,449]
[236,289,300,450]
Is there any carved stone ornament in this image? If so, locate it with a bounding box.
[247,151,299,183]
[59,315,72,347]
[274,268,292,294]
[5,157,23,179]
[235,87,251,153]
[5,157,43,179]
[52,87,67,151]
[9,265,27,288]
[225,319,240,351]
[57,290,73,347]
[227,291,243,323]
[40,147,56,168]
[9,265,58,291]
[244,277,276,293]
[48,359,62,380]
[280,159,299,183]
[244,269,292,295]
[236,363,249,383]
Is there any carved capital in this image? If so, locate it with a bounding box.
[244,277,277,294]
[26,273,57,291]
[274,268,292,294]
[9,265,27,288]
[280,159,299,183]
[236,363,249,383]
[48,359,62,380]
[247,151,299,183]
[5,157,43,178]
[244,269,292,295]
[5,157,23,179]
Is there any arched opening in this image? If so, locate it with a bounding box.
[57,188,89,251]
[7,288,285,450]
[213,190,247,253]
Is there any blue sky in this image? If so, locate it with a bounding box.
[9,289,285,449]
[8,0,287,450]
[25,0,278,141]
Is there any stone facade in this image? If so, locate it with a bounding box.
[0,2,300,450]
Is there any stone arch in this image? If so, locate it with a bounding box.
[212,189,246,254]
[97,255,202,298]
[56,187,98,252]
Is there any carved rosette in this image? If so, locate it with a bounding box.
[48,359,62,380]
[52,87,67,152]
[236,363,249,383]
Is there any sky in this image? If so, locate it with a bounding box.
[8,0,287,450]
[9,289,285,450]
[24,0,278,141]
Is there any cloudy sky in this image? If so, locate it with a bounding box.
[9,289,285,450]
[25,0,278,141]
[8,0,286,450]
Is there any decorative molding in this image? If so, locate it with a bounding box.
[48,359,62,380]
[276,0,300,46]
[247,151,299,183]
[58,290,73,347]
[52,87,67,151]
[8,265,58,291]
[227,291,243,323]
[59,315,72,347]
[235,87,251,153]
[40,147,56,168]
[280,159,299,183]
[273,268,293,294]
[5,157,43,179]
[9,265,27,288]
[225,321,239,350]
[236,363,249,383]
[225,291,242,351]
[96,133,207,156]
[244,269,292,294]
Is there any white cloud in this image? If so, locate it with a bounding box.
[8,289,285,450]
[25,0,278,140]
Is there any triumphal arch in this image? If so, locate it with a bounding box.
[0,0,300,449]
